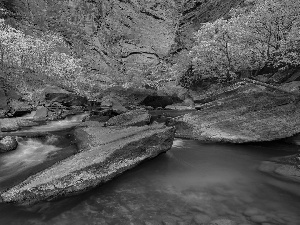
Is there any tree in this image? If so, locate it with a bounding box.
[190,0,300,82]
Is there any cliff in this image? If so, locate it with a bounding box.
[0,0,243,85]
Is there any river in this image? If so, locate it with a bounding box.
[0,135,299,225]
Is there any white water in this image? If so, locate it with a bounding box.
[22,113,89,133]
[0,138,61,182]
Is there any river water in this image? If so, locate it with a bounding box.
[0,136,299,225]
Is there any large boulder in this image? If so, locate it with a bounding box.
[0,123,175,204]
[0,136,18,153]
[105,109,151,127]
[44,86,87,107]
[175,83,300,143]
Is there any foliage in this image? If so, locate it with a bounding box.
[0,19,86,95]
[190,0,300,81]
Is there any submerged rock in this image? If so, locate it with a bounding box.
[0,136,18,153]
[175,83,300,143]
[259,154,300,183]
[105,109,151,127]
[0,123,175,204]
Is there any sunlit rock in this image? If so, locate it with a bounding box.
[174,83,300,143]
[0,136,18,153]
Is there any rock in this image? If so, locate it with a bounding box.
[193,214,211,224]
[174,83,300,143]
[105,109,151,127]
[0,118,19,132]
[281,81,300,93]
[268,68,297,83]
[8,99,33,117]
[0,123,175,204]
[101,96,128,114]
[0,87,8,110]
[33,106,48,121]
[250,215,268,223]
[209,218,237,225]
[44,86,87,107]
[0,136,18,153]
[259,154,300,183]
[98,86,157,108]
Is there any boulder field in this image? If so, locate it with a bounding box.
[174,83,300,143]
[0,123,175,205]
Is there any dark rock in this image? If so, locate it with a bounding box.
[106,109,151,127]
[0,136,18,153]
[33,106,48,121]
[175,83,300,143]
[44,86,87,107]
[141,95,182,109]
[0,88,8,110]
[0,123,175,204]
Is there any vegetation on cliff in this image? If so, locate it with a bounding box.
[184,0,300,86]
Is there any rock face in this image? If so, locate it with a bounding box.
[175,83,300,143]
[105,109,151,127]
[1,0,243,83]
[0,123,175,204]
[0,136,18,153]
[259,154,300,183]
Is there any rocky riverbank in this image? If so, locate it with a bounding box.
[174,82,300,143]
[0,123,175,204]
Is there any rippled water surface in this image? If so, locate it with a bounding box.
[0,138,299,225]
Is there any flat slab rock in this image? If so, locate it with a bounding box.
[175,83,300,143]
[0,123,175,204]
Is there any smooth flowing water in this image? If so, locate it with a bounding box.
[0,138,299,225]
